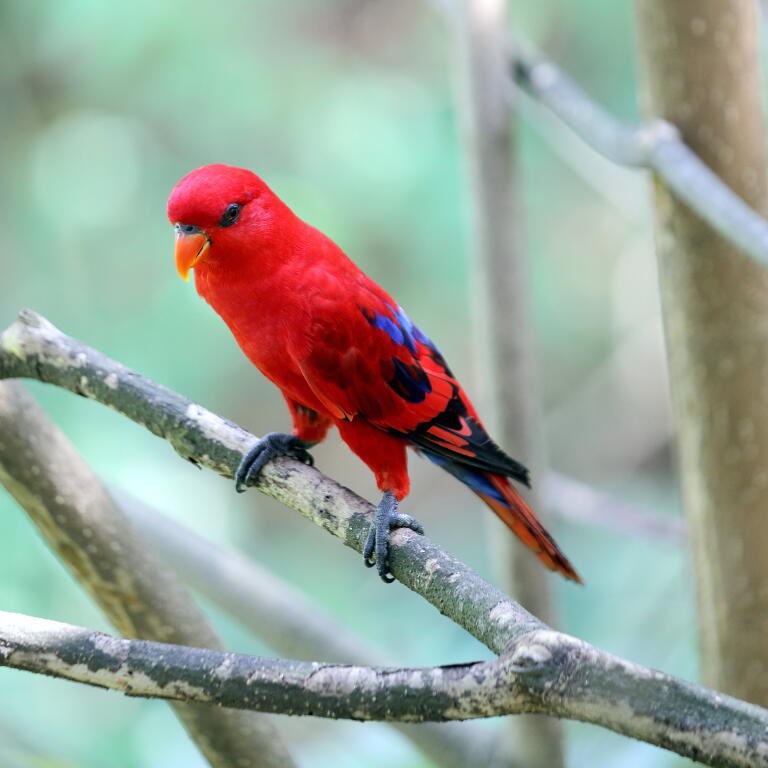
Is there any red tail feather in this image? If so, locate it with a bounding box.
[475,474,582,583]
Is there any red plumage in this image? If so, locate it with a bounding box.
[168,164,580,583]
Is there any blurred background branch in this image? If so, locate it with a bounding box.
[0,379,295,768]
[541,471,685,544]
[434,2,768,301]
[511,42,768,268]
[453,1,562,765]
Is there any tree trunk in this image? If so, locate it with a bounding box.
[635,0,768,704]
[454,1,563,765]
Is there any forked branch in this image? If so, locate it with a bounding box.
[1,310,767,768]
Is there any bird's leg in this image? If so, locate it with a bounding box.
[234,432,314,492]
[363,491,424,583]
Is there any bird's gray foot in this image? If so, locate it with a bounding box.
[363,491,424,583]
[235,432,314,492]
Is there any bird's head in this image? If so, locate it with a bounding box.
[167,164,281,281]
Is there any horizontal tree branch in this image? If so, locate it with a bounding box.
[0,611,527,721]
[2,310,767,767]
[4,608,768,768]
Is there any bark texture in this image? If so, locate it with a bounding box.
[3,609,768,768]
[635,0,768,705]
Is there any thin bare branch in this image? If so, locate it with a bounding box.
[510,44,768,268]
[433,0,768,265]
[541,472,686,544]
[431,0,768,268]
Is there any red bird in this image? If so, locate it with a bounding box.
[168,164,580,583]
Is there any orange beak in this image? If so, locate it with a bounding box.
[174,229,210,281]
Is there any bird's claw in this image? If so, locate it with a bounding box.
[235,432,314,492]
[363,491,424,583]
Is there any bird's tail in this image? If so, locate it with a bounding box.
[419,449,581,582]
[475,473,582,583]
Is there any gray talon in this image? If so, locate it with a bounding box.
[363,491,425,583]
[235,432,314,492]
[390,513,423,534]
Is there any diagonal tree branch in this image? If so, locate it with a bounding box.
[509,43,768,269]
[0,366,498,768]
[0,309,538,654]
[0,338,494,768]
[432,3,768,270]
[0,376,294,768]
[3,311,768,767]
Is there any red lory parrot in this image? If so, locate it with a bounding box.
[168,164,580,584]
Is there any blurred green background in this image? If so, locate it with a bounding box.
[0,0,695,766]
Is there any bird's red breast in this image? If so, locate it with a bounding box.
[168,164,581,582]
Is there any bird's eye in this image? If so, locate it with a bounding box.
[219,202,242,228]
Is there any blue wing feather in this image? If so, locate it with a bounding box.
[418,448,506,502]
